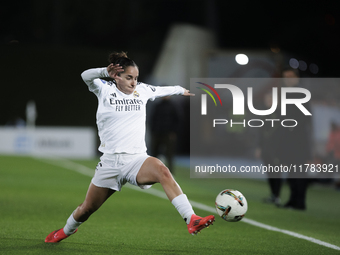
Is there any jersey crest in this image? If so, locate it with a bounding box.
[133,91,140,98]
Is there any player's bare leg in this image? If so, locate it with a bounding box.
[136,157,214,235]
[73,183,116,222]
[137,157,182,200]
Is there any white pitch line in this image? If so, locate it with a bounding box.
[36,156,340,251]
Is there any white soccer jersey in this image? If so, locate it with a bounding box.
[81,67,185,154]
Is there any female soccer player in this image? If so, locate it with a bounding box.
[45,52,214,243]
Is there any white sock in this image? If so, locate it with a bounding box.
[63,213,83,235]
[171,194,195,224]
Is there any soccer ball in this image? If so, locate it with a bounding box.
[215,189,248,222]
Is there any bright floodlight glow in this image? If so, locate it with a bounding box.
[289,58,299,69]
[235,54,249,65]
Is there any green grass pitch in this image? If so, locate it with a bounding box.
[0,155,339,254]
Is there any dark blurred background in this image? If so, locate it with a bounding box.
[1,0,340,155]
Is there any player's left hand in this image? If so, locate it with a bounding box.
[183,89,195,96]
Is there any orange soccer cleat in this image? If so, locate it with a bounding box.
[187,214,215,235]
[45,228,77,243]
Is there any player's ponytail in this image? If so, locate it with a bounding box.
[108,51,138,71]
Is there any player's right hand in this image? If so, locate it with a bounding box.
[107,63,124,79]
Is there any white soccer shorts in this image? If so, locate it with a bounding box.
[91,152,151,191]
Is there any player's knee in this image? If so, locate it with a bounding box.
[157,164,172,182]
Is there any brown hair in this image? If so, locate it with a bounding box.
[108,51,138,72]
